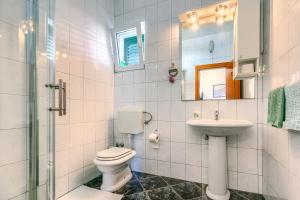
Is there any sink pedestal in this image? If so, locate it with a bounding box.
[186,119,253,200]
[206,136,230,200]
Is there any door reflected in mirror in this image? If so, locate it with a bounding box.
[195,62,240,100]
[180,8,255,101]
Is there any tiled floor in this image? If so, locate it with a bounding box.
[85,171,265,200]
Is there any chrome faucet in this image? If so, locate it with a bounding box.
[193,110,201,119]
[215,110,219,120]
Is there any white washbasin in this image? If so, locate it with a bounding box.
[186,119,253,136]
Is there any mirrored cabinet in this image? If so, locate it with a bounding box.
[179,0,262,101]
[233,0,262,79]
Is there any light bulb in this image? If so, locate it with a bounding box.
[215,16,225,24]
[188,12,198,24]
[19,20,34,35]
[191,23,198,30]
[216,4,228,15]
[62,53,68,58]
[217,18,224,24]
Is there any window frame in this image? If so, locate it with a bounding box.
[112,22,145,73]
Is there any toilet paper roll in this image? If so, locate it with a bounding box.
[148,132,159,144]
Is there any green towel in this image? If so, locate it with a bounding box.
[267,87,285,128]
[283,81,300,131]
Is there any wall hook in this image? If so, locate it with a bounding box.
[169,62,179,83]
[143,111,153,125]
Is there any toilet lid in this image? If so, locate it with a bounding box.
[96,147,132,161]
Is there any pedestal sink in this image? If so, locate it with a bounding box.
[186,119,253,200]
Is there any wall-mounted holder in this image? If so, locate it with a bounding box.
[115,142,124,147]
[169,62,179,83]
[234,58,265,80]
[143,111,153,125]
[148,129,159,149]
[209,40,215,53]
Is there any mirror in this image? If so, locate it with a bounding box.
[180,1,256,101]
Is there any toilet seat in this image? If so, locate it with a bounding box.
[96,147,132,161]
[94,147,136,166]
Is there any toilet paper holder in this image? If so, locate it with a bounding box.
[148,129,159,149]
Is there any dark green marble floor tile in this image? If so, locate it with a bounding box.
[122,192,150,200]
[162,176,186,186]
[229,192,249,200]
[115,179,144,196]
[84,176,102,189]
[133,171,157,180]
[195,191,246,200]
[190,197,212,200]
[84,172,265,200]
[147,186,183,200]
[194,182,207,192]
[139,176,168,190]
[233,190,265,200]
[172,182,203,199]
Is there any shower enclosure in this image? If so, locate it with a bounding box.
[1,0,114,199]
[27,0,57,199]
[0,0,57,199]
[27,0,58,199]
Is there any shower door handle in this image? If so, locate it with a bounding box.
[62,81,67,115]
[46,79,67,116]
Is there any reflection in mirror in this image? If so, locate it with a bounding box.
[180,1,256,101]
[195,62,240,100]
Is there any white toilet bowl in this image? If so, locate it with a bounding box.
[93,147,136,192]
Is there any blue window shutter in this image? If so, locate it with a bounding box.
[123,34,145,66]
[124,36,139,65]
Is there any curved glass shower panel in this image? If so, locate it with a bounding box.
[0,0,56,199]
[0,0,27,199]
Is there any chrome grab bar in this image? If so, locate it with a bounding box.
[46,79,67,116]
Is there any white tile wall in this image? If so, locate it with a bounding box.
[262,0,300,199]
[53,0,115,199]
[113,0,262,194]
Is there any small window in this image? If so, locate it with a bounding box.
[113,22,145,72]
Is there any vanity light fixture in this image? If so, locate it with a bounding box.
[186,11,199,29]
[190,22,199,30]
[215,15,226,24]
[188,12,198,24]
[62,53,68,58]
[41,52,47,57]
[215,3,228,15]
[19,19,34,34]
[215,3,229,24]
[53,48,68,60]
[0,34,2,38]
[179,0,236,29]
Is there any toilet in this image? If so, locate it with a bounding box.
[93,147,136,191]
[93,106,144,192]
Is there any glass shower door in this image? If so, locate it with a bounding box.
[27,0,56,199]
